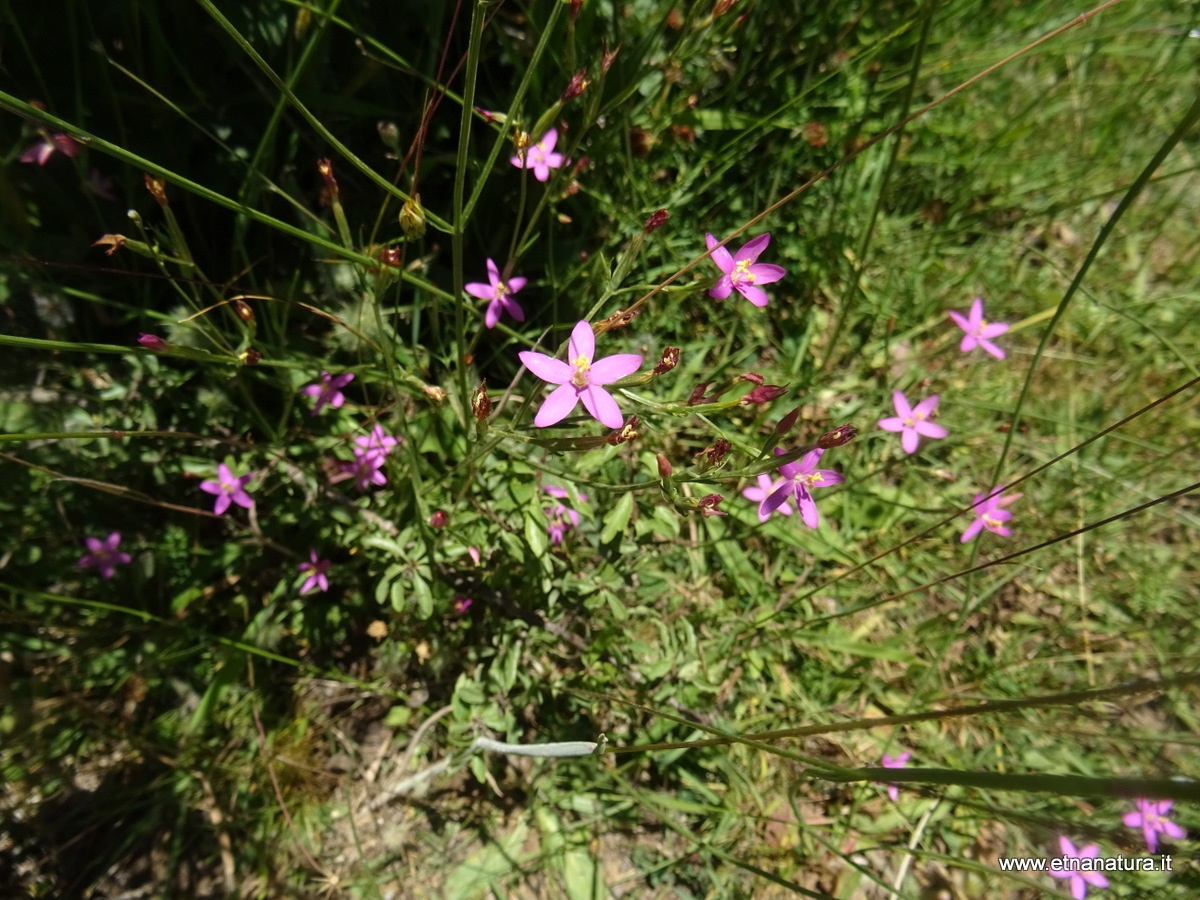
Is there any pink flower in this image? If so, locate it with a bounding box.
[511,128,566,182]
[339,448,387,492]
[759,448,844,529]
[138,333,168,351]
[881,751,911,802]
[960,486,1021,542]
[1123,798,1185,853]
[453,595,473,614]
[878,391,948,454]
[545,485,587,545]
[465,258,527,329]
[353,423,401,458]
[20,132,79,166]
[297,550,331,594]
[199,463,255,515]
[78,532,132,579]
[1048,836,1108,900]
[518,321,643,429]
[949,298,1009,360]
[704,232,786,307]
[302,371,355,415]
[742,474,793,522]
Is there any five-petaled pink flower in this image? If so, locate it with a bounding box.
[704,232,787,307]
[297,550,331,594]
[881,751,910,802]
[20,132,80,166]
[354,423,401,457]
[759,448,843,529]
[466,258,527,329]
[511,128,566,182]
[545,485,587,545]
[78,532,132,579]
[1123,798,1185,853]
[453,595,474,614]
[878,391,948,454]
[199,463,255,515]
[961,486,1021,543]
[339,448,387,492]
[302,371,355,415]
[949,298,1009,360]
[1049,836,1109,900]
[742,473,794,522]
[519,321,643,429]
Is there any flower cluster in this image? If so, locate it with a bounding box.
[339,423,402,492]
[544,485,586,545]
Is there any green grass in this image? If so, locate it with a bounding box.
[1,0,1198,896]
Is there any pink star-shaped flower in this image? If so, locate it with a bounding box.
[20,132,80,166]
[1123,798,1185,853]
[518,321,643,429]
[199,463,255,515]
[742,473,794,522]
[878,391,948,454]
[704,232,787,307]
[78,532,132,579]
[545,485,588,545]
[961,486,1021,542]
[1048,836,1108,900]
[297,549,331,594]
[302,371,355,415]
[353,423,401,458]
[511,128,566,182]
[759,448,843,528]
[881,751,911,802]
[338,448,388,492]
[465,258,527,329]
[949,298,1009,359]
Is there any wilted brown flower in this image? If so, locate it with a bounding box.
[653,346,680,375]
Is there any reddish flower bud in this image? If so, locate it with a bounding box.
[653,346,680,375]
[601,43,620,73]
[713,0,737,16]
[380,246,402,267]
[697,494,728,517]
[817,423,858,449]
[234,299,255,324]
[688,382,715,406]
[643,208,670,233]
[742,385,787,405]
[562,70,592,103]
[740,372,765,385]
[656,453,673,479]
[144,174,168,207]
[138,333,168,351]
[568,0,583,23]
[774,407,801,436]
[94,234,127,256]
[430,509,449,529]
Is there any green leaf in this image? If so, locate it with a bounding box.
[600,492,635,544]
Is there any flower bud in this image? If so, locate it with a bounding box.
[742,385,787,405]
[601,43,620,74]
[653,346,680,375]
[143,174,168,207]
[817,423,858,449]
[240,347,262,366]
[568,0,583,23]
[471,380,492,421]
[399,193,426,240]
[656,453,673,479]
[379,246,402,267]
[713,0,737,16]
[138,333,168,351]
[430,509,448,529]
[377,120,401,153]
[317,158,338,196]
[562,70,591,103]
[422,383,447,403]
[688,382,715,406]
[234,299,255,324]
[740,372,765,385]
[643,208,670,233]
[774,407,801,436]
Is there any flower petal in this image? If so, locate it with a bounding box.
[747,263,786,285]
[485,299,502,329]
[485,258,501,286]
[961,518,984,542]
[519,351,573,384]
[892,391,913,418]
[916,421,948,440]
[533,383,580,427]
[948,309,970,331]
[539,128,558,152]
[980,339,1006,360]
[877,416,905,432]
[760,482,794,518]
[504,296,526,322]
[465,281,494,299]
[705,233,735,274]
[708,276,734,299]
[736,284,770,307]
[580,385,625,428]
[506,276,527,293]
[568,320,595,363]
[969,298,985,326]
[901,428,919,454]
[589,353,643,384]
[912,394,940,418]
[736,232,771,264]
